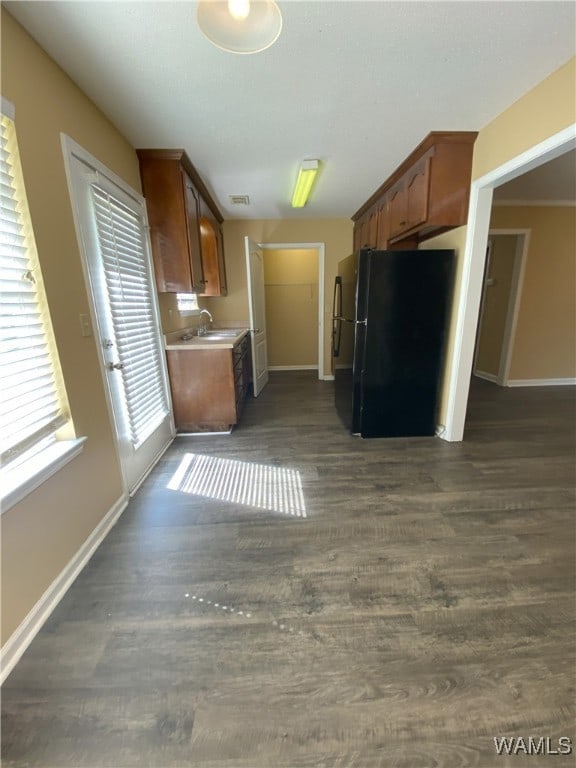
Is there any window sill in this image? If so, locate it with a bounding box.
[1,437,87,514]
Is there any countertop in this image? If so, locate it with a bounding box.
[164,327,250,351]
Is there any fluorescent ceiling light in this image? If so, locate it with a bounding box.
[291,160,320,208]
[196,0,282,54]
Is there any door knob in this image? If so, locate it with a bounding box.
[107,362,124,371]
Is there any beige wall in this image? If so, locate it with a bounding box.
[490,206,576,380]
[264,248,319,368]
[472,57,576,181]
[1,11,140,644]
[419,226,468,427]
[202,219,353,375]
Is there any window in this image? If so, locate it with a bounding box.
[0,100,83,512]
[176,292,200,315]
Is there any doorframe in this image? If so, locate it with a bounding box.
[473,229,530,386]
[443,123,576,442]
[259,242,326,380]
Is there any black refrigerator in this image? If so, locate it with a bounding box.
[331,248,454,438]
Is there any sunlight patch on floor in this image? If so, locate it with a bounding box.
[167,453,307,517]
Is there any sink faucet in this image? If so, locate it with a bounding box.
[197,308,213,336]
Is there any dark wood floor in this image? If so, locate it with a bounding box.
[2,374,575,767]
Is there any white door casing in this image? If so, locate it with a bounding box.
[245,236,269,396]
[62,135,174,492]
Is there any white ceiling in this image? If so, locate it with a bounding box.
[493,149,576,202]
[6,0,576,219]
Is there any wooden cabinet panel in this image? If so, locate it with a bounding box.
[166,335,252,432]
[405,156,430,230]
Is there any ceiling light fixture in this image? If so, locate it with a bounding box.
[196,0,282,54]
[291,160,320,208]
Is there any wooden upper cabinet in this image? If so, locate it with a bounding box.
[198,199,227,297]
[387,154,431,239]
[404,154,430,230]
[137,149,226,295]
[387,182,407,239]
[353,214,369,252]
[352,132,477,249]
[353,200,388,251]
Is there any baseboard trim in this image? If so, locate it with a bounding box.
[322,374,335,381]
[268,365,318,371]
[0,493,129,685]
[473,370,499,384]
[507,377,576,387]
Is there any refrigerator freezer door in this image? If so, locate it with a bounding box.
[359,249,454,437]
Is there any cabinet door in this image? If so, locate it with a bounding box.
[387,182,408,238]
[375,198,389,249]
[198,205,227,297]
[139,158,193,293]
[367,207,379,247]
[405,156,430,230]
[182,173,206,293]
[353,215,369,252]
[167,348,236,431]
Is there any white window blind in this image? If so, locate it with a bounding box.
[0,114,68,465]
[90,183,169,448]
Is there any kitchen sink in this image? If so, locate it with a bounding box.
[199,330,241,339]
[174,328,247,346]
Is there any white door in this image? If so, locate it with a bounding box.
[63,138,174,492]
[245,236,269,396]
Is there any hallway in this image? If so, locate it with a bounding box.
[2,373,575,767]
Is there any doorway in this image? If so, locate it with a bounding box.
[263,248,319,372]
[443,124,576,441]
[260,242,326,379]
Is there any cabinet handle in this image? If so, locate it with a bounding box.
[399,220,407,226]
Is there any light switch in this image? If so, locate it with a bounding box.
[79,313,92,337]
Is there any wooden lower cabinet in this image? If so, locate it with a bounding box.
[166,335,252,432]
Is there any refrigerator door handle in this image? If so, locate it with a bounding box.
[332,276,343,357]
[334,316,367,325]
[332,276,342,319]
[332,317,342,357]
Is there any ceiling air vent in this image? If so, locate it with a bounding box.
[229,195,250,206]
